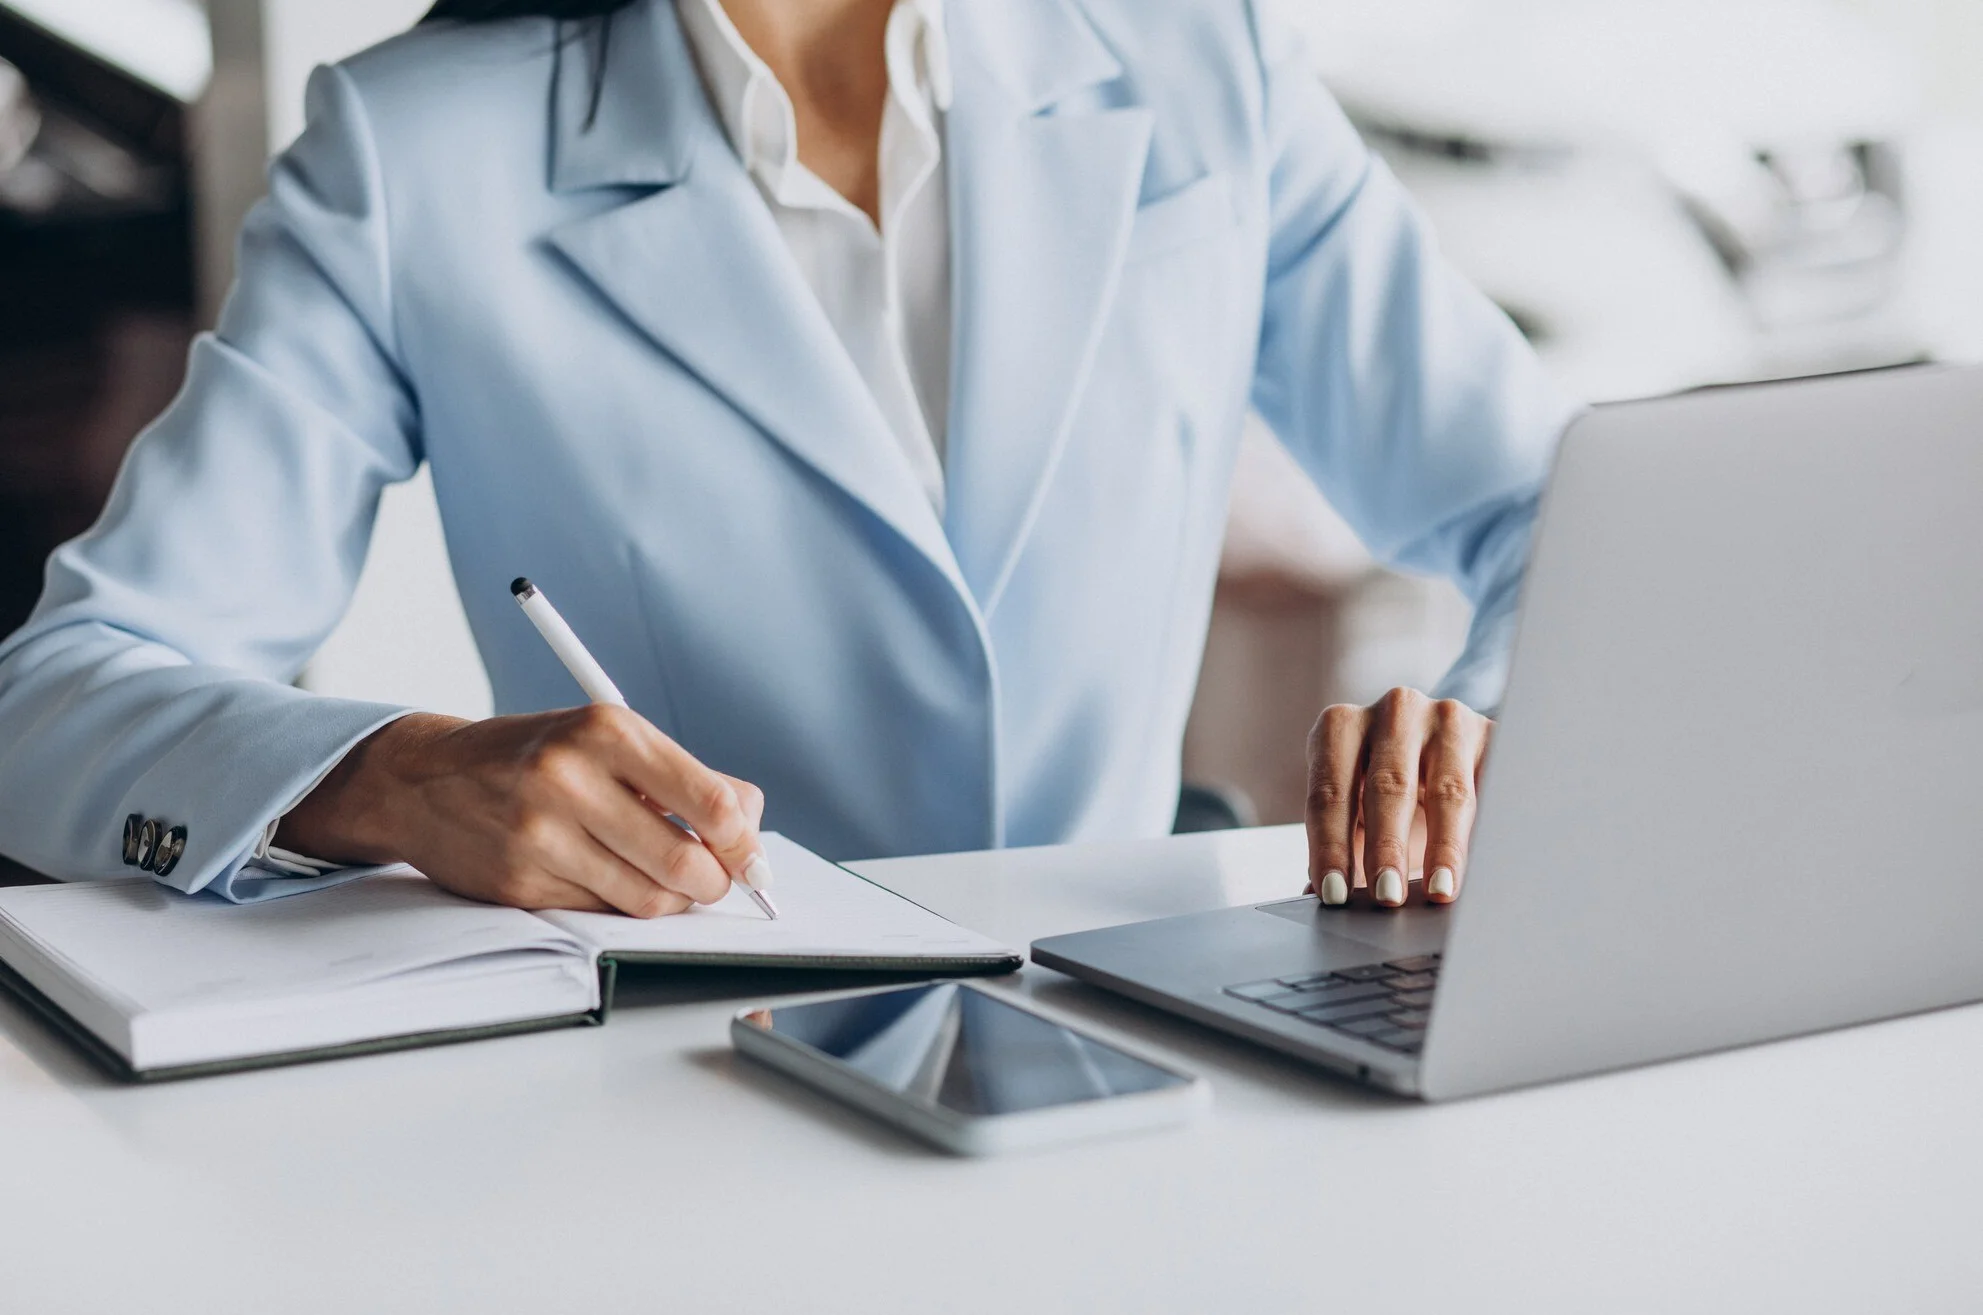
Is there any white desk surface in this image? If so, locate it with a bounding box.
[1,824,1976,1313]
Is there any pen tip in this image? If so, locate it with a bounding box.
[510,577,534,599]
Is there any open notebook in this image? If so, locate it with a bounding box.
[0,834,1019,1081]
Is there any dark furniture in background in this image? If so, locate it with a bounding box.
[1,9,195,639]
[1,9,198,885]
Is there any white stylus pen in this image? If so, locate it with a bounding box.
[511,577,779,920]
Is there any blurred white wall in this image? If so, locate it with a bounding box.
[1838,0,1983,115]
[4,0,209,100]
[201,0,494,721]
[1275,0,1983,380]
[258,1,430,146]
[1840,0,1983,363]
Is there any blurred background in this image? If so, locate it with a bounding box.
[2,0,1979,833]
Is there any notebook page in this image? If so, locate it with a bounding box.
[0,870,591,1014]
[539,834,1014,963]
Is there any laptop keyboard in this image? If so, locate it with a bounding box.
[1222,953,1442,1055]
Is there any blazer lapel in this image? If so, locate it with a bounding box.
[544,1,964,595]
[942,0,1154,615]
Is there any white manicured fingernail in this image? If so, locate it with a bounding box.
[1320,871,1349,905]
[1375,867,1406,906]
[741,853,774,892]
[1428,867,1456,900]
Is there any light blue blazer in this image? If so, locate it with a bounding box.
[0,0,1578,899]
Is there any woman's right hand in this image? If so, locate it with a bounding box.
[277,707,768,917]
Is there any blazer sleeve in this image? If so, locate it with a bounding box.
[0,65,423,898]
[1242,1,1586,712]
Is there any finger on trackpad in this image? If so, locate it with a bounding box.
[1253,895,1451,960]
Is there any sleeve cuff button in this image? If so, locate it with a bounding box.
[150,826,188,879]
[134,818,161,871]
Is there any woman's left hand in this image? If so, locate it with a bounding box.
[1304,689,1494,909]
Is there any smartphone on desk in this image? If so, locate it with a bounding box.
[732,981,1208,1156]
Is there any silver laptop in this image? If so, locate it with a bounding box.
[1034,364,1983,1101]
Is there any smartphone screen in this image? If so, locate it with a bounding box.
[743,983,1191,1116]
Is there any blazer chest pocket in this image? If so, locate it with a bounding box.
[1125,172,1237,264]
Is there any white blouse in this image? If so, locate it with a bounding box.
[676,0,954,512]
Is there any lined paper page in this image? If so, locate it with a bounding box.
[539,834,1014,963]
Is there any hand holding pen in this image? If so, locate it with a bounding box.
[268,583,777,920]
[511,578,777,919]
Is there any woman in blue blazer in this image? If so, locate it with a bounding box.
[0,0,1577,914]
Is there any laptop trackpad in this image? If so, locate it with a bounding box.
[1254,896,1451,961]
